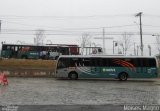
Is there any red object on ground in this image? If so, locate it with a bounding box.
[0,73,8,85]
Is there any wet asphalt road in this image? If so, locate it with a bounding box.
[0,78,160,105]
[0,78,160,110]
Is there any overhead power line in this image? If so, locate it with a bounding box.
[2,13,160,20]
[1,24,160,33]
[144,14,160,18]
[1,20,139,31]
[135,12,143,56]
[3,19,160,31]
[143,24,160,28]
[0,32,159,36]
[0,14,134,19]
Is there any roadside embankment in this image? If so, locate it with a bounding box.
[0,58,56,77]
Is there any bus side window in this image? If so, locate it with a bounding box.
[15,46,18,51]
[124,58,136,66]
[90,58,102,66]
[148,58,156,67]
[137,58,142,67]
[90,58,97,66]
[7,46,10,50]
[83,58,90,66]
[132,59,137,66]
[2,45,7,50]
[108,58,116,67]
[102,58,108,67]
[142,58,149,67]
[97,58,102,66]
[70,58,78,67]
[76,58,83,67]
[70,60,74,67]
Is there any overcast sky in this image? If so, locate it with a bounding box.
[0,0,160,55]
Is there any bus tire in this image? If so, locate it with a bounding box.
[68,72,78,80]
[118,72,128,81]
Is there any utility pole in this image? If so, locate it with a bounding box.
[135,12,143,56]
[134,42,136,56]
[94,27,113,54]
[148,45,151,56]
[113,41,116,54]
[137,45,139,56]
[103,27,105,54]
[152,34,160,55]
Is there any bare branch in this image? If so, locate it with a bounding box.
[156,36,160,54]
[120,32,133,55]
[79,33,91,55]
[34,29,45,45]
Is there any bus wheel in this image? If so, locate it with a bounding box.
[118,72,128,81]
[68,72,78,80]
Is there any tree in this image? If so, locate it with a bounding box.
[79,33,91,55]
[16,40,25,44]
[34,29,45,45]
[156,36,160,55]
[120,32,133,55]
